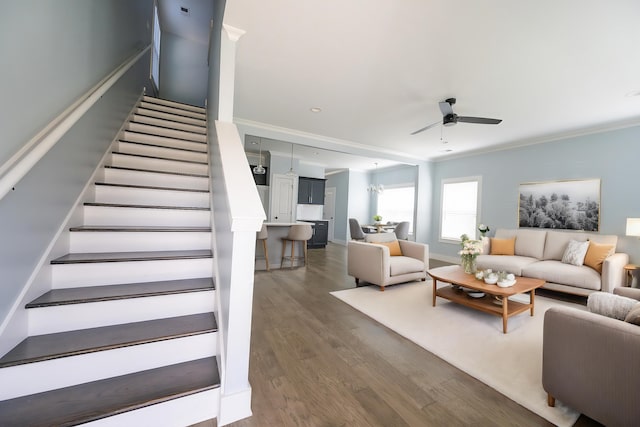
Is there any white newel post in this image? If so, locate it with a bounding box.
[218,24,245,122]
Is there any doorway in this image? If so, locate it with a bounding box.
[323,187,336,242]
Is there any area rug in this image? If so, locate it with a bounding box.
[331,281,583,426]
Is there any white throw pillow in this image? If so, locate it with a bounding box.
[561,239,590,266]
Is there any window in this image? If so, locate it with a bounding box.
[151,2,161,91]
[440,177,481,242]
[376,185,416,233]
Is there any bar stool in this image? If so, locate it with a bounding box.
[280,224,313,269]
[256,224,269,271]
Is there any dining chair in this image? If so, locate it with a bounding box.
[349,218,366,240]
[394,221,410,240]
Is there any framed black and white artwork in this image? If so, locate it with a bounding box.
[518,178,600,232]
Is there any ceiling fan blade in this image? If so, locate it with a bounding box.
[410,120,440,135]
[438,100,454,116]
[457,116,502,125]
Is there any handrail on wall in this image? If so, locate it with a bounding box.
[0,44,152,201]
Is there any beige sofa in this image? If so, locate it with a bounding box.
[543,287,640,426]
[476,228,628,296]
[347,232,429,291]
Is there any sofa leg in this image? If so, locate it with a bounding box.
[421,277,426,281]
[379,286,385,292]
[355,278,360,285]
[547,394,555,407]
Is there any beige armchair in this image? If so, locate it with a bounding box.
[347,232,429,291]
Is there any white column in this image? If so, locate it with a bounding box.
[218,24,245,122]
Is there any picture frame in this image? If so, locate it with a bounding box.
[518,178,600,232]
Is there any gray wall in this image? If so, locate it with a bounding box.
[326,170,350,243]
[430,125,640,263]
[0,0,152,327]
[160,32,209,107]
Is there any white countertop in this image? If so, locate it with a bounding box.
[264,221,314,226]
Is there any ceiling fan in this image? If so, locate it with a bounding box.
[411,97,502,135]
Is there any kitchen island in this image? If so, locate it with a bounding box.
[255,222,313,270]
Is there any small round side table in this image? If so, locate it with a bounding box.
[624,264,639,288]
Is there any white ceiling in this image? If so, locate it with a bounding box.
[223,0,640,168]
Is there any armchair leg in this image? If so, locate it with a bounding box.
[547,394,555,407]
[355,278,360,285]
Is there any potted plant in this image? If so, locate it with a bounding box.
[373,215,382,224]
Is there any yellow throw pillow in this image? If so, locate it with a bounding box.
[584,241,615,273]
[490,237,516,256]
[375,240,403,256]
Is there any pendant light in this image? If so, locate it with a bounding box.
[252,138,266,175]
[367,162,384,194]
[285,143,297,176]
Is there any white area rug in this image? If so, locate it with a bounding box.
[331,281,583,426]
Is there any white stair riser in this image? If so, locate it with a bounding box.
[0,332,217,400]
[82,388,219,427]
[70,231,211,252]
[103,168,209,191]
[136,107,206,127]
[83,206,211,227]
[122,131,207,152]
[94,186,209,208]
[127,123,206,143]
[115,141,208,163]
[133,114,206,135]
[52,258,213,288]
[29,290,215,334]
[142,96,206,115]
[110,153,208,176]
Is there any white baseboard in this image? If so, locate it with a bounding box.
[217,387,252,426]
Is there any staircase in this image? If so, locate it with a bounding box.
[0,96,220,426]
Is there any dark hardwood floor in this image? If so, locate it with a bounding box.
[195,242,602,427]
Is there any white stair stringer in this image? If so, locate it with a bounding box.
[0,96,221,426]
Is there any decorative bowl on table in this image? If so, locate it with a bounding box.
[484,274,498,285]
[464,289,485,298]
[497,279,516,288]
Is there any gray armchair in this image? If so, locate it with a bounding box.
[347,232,428,291]
[543,287,640,426]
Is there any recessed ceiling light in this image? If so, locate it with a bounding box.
[626,89,640,97]
[310,107,322,113]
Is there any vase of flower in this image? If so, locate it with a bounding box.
[461,255,477,274]
[459,234,482,274]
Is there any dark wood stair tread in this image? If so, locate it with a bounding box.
[133,113,206,129]
[69,226,210,232]
[0,357,219,427]
[51,250,212,264]
[121,130,207,147]
[0,313,217,368]
[94,182,209,193]
[105,164,208,178]
[84,202,209,211]
[111,151,208,165]
[129,122,206,141]
[26,278,214,308]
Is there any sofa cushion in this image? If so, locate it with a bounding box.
[625,305,640,326]
[490,238,515,255]
[375,240,403,256]
[365,232,397,243]
[584,242,615,273]
[476,255,538,276]
[514,229,547,259]
[561,240,590,266]
[522,260,601,290]
[390,256,424,276]
[542,231,586,260]
[588,292,639,321]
